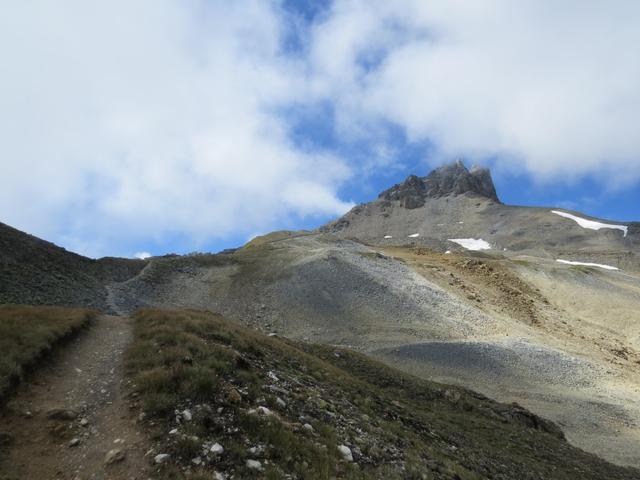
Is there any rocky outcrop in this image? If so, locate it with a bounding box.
[379,160,500,208]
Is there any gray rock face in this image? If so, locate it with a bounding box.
[379,174,429,209]
[379,160,500,208]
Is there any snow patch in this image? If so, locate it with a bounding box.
[384,235,393,239]
[551,210,627,237]
[448,238,491,251]
[556,259,619,271]
[408,233,420,238]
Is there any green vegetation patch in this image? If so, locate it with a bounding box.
[127,309,639,480]
[0,305,95,402]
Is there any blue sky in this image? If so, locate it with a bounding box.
[1,1,639,258]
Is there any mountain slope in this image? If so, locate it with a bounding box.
[0,222,145,310]
[1,161,639,468]
[127,309,639,480]
[322,162,639,270]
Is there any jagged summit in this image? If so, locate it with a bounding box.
[379,160,500,208]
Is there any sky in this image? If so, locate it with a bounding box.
[1,0,639,258]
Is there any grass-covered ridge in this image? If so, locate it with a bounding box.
[0,305,95,402]
[127,309,639,480]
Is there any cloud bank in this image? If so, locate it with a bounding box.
[1,1,639,256]
[307,0,640,184]
[0,1,352,256]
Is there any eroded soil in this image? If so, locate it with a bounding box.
[0,315,149,480]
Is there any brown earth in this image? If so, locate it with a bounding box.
[0,315,150,480]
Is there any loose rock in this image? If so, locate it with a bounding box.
[246,459,263,470]
[210,442,224,455]
[105,448,126,465]
[338,445,353,462]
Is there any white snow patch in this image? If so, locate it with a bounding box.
[408,233,420,238]
[448,238,491,251]
[551,210,628,237]
[445,250,451,254]
[384,235,393,239]
[556,259,619,271]
[134,251,151,260]
[458,221,464,224]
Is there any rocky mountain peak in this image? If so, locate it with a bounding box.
[379,160,500,209]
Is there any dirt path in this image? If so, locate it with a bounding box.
[0,315,150,479]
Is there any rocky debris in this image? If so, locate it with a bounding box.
[452,257,544,323]
[69,437,80,447]
[105,448,126,465]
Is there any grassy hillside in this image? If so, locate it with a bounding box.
[0,305,95,402]
[127,309,639,479]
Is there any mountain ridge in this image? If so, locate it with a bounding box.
[2,163,640,469]
[321,161,639,271]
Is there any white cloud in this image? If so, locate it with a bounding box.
[0,0,352,257]
[134,252,152,260]
[2,1,639,257]
[307,0,640,186]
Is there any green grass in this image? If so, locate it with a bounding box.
[0,305,95,402]
[127,309,639,480]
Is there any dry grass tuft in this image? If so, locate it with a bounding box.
[0,305,95,401]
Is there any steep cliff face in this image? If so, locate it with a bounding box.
[378,160,500,209]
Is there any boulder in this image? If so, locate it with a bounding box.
[338,445,353,462]
[246,459,263,470]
